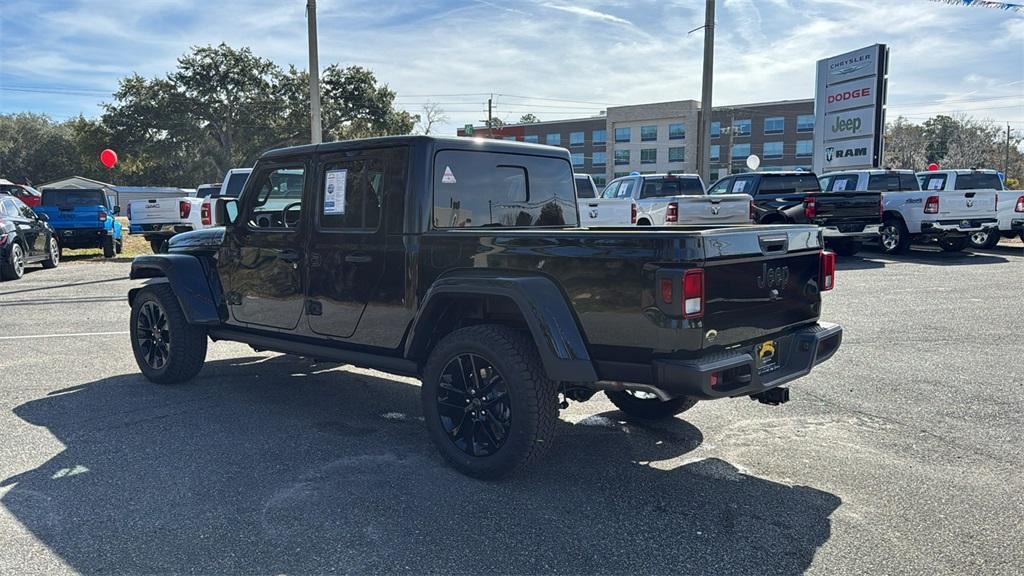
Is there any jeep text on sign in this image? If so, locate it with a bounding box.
[824,77,876,114]
[823,136,876,169]
[824,107,876,142]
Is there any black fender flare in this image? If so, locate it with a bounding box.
[128,254,221,325]
[406,274,598,383]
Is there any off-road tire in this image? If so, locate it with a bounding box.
[102,236,115,258]
[879,217,911,255]
[605,390,698,420]
[41,237,60,269]
[938,236,968,252]
[829,239,862,257]
[421,324,558,479]
[130,283,208,384]
[1,242,26,280]
[115,238,123,254]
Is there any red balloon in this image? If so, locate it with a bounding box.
[100,149,118,169]
[927,162,939,171]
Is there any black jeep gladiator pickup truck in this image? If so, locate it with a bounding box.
[127,136,842,478]
[708,171,882,256]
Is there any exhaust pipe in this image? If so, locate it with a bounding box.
[751,387,789,406]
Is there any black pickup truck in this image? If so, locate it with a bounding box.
[127,136,842,478]
[708,171,881,256]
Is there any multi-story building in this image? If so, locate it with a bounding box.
[457,98,815,189]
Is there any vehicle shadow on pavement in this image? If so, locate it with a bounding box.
[855,246,1011,267]
[2,355,841,575]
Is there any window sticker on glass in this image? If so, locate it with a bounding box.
[733,180,747,193]
[834,178,848,191]
[442,165,457,184]
[926,178,943,190]
[324,169,347,214]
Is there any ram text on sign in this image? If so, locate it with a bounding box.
[824,76,877,114]
[823,136,875,169]
[826,45,878,85]
[824,107,876,142]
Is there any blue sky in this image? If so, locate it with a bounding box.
[1,0,1022,134]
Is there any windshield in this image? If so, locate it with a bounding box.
[41,189,106,207]
[224,172,250,198]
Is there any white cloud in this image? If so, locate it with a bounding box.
[539,2,632,25]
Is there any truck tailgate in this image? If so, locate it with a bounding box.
[130,199,182,224]
[579,198,633,227]
[812,191,880,224]
[677,194,750,225]
[35,206,104,229]
[935,189,998,219]
[700,226,823,349]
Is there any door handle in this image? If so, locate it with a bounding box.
[587,203,599,207]
[344,253,372,264]
[277,249,301,263]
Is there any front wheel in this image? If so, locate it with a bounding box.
[938,236,968,252]
[130,284,208,384]
[41,237,60,269]
[605,389,697,420]
[879,218,911,254]
[421,324,558,479]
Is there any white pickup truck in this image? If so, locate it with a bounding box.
[919,170,1024,248]
[128,168,251,252]
[578,173,751,227]
[819,168,999,253]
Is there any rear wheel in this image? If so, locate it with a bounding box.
[605,389,697,420]
[968,229,1000,249]
[115,238,123,254]
[1,243,26,280]
[636,219,651,226]
[102,236,115,258]
[41,237,60,269]
[938,236,968,252]
[130,284,208,384]
[150,239,165,254]
[829,239,862,257]
[422,324,558,479]
[879,218,911,254]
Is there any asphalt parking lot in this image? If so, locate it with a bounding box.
[1,243,1022,575]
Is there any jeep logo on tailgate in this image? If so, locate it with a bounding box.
[757,264,790,290]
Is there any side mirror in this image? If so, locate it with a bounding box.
[113,205,121,215]
[219,199,239,225]
[37,212,49,222]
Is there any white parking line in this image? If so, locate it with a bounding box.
[0,331,129,341]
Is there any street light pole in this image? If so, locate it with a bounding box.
[307,0,323,144]
[698,0,715,183]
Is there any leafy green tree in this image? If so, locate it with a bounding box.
[0,113,82,185]
[518,113,540,124]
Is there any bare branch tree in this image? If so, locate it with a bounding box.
[416,102,449,135]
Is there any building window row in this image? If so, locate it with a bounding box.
[614,127,631,143]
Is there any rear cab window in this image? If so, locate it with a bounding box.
[41,189,107,207]
[866,174,901,192]
[954,173,1003,190]
[758,174,821,194]
[432,150,577,228]
[639,177,704,198]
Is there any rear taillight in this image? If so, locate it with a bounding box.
[666,202,678,223]
[631,202,637,224]
[179,200,191,219]
[660,278,673,304]
[820,251,835,291]
[1015,195,1024,213]
[201,201,211,225]
[98,211,107,222]
[924,195,939,214]
[803,196,816,220]
[682,269,704,319]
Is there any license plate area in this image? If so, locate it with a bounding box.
[756,340,780,374]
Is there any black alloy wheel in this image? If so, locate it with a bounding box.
[437,353,512,457]
[136,300,171,370]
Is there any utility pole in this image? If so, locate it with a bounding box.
[487,95,493,138]
[722,109,735,176]
[698,0,715,183]
[1006,123,1011,175]
[307,0,322,144]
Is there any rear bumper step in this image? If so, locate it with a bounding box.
[597,322,842,401]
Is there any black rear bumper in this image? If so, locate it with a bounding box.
[57,228,108,248]
[597,322,842,401]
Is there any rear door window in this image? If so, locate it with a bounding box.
[732,176,757,194]
[1,198,18,217]
[432,150,576,228]
[920,174,947,191]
